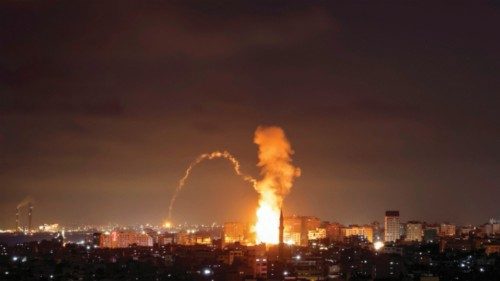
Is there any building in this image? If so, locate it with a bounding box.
[423,228,438,243]
[283,215,321,246]
[384,211,401,242]
[439,223,456,237]
[459,225,475,236]
[308,227,327,241]
[342,225,374,242]
[302,216,321,246]
[38,224,60,233]
[371,221,383,242]
[485,243,500,255]
[158,233,175,245]
[483,219,500,236]
[324,222,343,242]
[176,231,212,245]
[284,216,302,245]
[100,230,153,248]
[223,222,250,246]
[247,244,268,278]
[439,238,471,252]
[284,231,301,246]
[405,221,423,242]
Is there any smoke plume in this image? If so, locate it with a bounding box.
[253,126,301,244]
[17,196,35,209]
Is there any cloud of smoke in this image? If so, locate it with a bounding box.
[253,126,301,244]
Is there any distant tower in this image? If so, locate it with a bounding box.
[28,203,33,233]
[279,208,284,261]
[384,210,400,242]
[15,207,20,232]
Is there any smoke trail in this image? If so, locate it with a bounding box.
[253,126,301,244]
[168,151,257,220]
[17,196,35,209]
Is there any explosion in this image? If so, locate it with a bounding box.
[253,126,301,244]
[167,126,300,245]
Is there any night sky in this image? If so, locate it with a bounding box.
[1,1,499,228]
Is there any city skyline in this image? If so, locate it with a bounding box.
[1,1,499,228]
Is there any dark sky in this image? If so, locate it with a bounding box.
[1,1,499,228]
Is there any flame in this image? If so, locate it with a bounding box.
[253,126,300,244]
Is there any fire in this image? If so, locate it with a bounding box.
[253,126,300,244]
[166,125,299,245]
[254,198,280,244]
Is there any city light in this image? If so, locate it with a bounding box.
[202,268,213,276]
[374,241,384,251]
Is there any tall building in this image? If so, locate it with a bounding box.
[439,223,456,237]
[302,216,321,246]
[223,222,250,246]
[284,216,302,245]
[384,211,400,242]
[405,221,423,242]
[283,215,321,246]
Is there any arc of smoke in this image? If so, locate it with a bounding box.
[168,151,257,220]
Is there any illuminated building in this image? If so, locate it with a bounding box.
[100,230,153,248]
[308,227,327,241]
[254,257,268,278]
[176,231,212,245]
[484,219,500,236]
[303,217,321,234]
[223,222,250,246]
[459,225,475,236]
[485,243,500,255]
[158,233,175,245]
[38,224,60,233]
[439,223,456,237]
[405,221,423,242]
[284,231,301,245]
[247,244,267,278]
[283,215,321,246]
[342,225,374,242]
[384,210,400,242]
[284,216,302,245]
